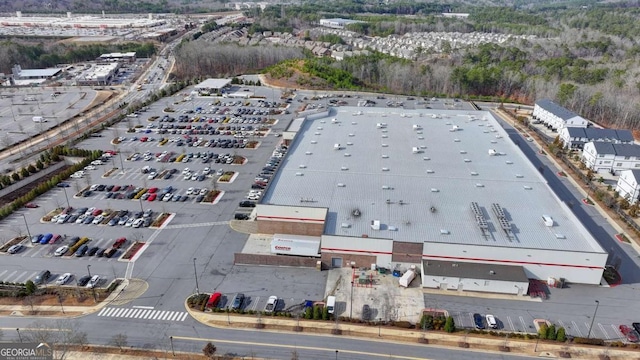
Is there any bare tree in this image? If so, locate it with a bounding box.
[109,333,128,352]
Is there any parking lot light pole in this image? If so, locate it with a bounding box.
[350,281,354,319]
[139,197,144,213]
[170,336,175,356]
[193,258,199,294]
[87,264,97,302]
[16,328,22,343]
[378,318,382,337]
[335,350,338,360]
[587,300,600,338]
[19,214,32,240]
[61,186,70,208]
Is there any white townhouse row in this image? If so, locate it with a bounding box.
[533,99,588,131]
[582,142,640,175]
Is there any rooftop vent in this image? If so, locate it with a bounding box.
[475,183,484,187]
[470,171,478,175]
[351,122,357,125]
[460,150,467,154]
[381,167,390,171]
[305,151,312,155]
[337,183,346,187]
[555,233,566,239]
[341,223,350,228]
[454,139,461,142]
[341,166,349,171]
[314,132,321,135]
[371,220,381,230]
[388,226,398,231]
[348,133,355,137]
[382,185,392,190]
[346,142,353,145]
[299,165,306,168]
[381,144,388,147]
[430,188,439,193]
[523,185,532,190]
[423,157,430,160]
[381,134,388,138]
[515,174,524,178]
[440,229,450,235]
[465,159,472,163]
[418,136,424,140]
[317,126,323,130]
[426,169,434,174]
[489,270,496,275]
[344,153,351,157]
[381,154,389,158]
[505,161,513,164]
[332,118,338,123]
[413,124,422,130]
[310,140,317,144]
[295,172,304,176]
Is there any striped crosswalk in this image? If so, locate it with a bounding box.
[97,307,189,322]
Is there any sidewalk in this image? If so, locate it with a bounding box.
[185,303,639,360]
[0,279,141,318]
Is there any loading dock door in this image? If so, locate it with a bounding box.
[331,257,343,268]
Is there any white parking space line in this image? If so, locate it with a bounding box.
[598,323,610,339]
[13,271,30,283]
[454,312,464,328]
[250,296,260,311]
[4,270,18,282]
[611,324,623,340]
[0,270,8,279]
[572,321,584,337]
[519,316,527,332]
[506,316,515,331]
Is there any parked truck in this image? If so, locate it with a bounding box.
[399,270,416,288]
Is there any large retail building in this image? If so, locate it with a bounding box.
[252,106,607,295]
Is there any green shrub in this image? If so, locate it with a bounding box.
[304,307,312,319]
[444,316,456,333]
[546,324,556,340]
[322,306,329,320]
[313,305,321,320]
[538,323,548,338]
[573,337,604,346]
[556,327,566,342]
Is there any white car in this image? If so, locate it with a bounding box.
[54,245,68,256]
[7,244,23,254]
[216,169,224,176]
[85,207,96,216]
[56,214,69,224]
[75,214,87,224]
[486,314,498,329]
[264,296,278,313]
[91,160,103,165]
[199,188,208,195]
[202,167,211,175]
[84,165,96,171]
[89,184,100,191]
[86,275,100,289]
[133,218,144,228]
[50,214,61,223]
[183,172,192,180]
[182,168,190,174]
[148,172,157,180]
[56,273,72,285]
[162,193,173,202]
[92,215,104,224]
[186,187,195,195]
[124,218,135,227]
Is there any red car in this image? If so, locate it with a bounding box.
[91,209,102,216]
[619,325,639,342]
[147,193,157,201]
[148,187,158,194]
[140,137,148,142]
[49,234,62,244]
[24,203,39,208]
[112,237,127,249]
[206,292,222,308]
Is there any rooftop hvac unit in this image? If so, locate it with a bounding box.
[381,144,388,147]
[426,169,434,174]
[299,165,307,168]
[460,150,467,154]
[295,172,304,176]
[346,142,353,145]
[348,133,355,137]
[371,220,381,230]
[488,149,497,156]
[334,143,341,150]
[382,185,392,190]
[381,134,388,138]
[388,226,397,231]
[413,124,422,130]
[344,153,351,157]
[470,171,478,175]
[332,118,338,123]
[505,161,513,164]
[465,159,472,163]
[310,141,317,144]
[423,157,430,160]
[523,185,532,190]
[341,166,349,171]
[381,167,390,171]
[305,151,313,155]
[430,188,439,192]
[317,126,323,130]
[475,183,484,187]
[314,132,321,135]
[381,154,389,158]
[454,139,461,142]
[341,223,350,228]
[440,229,450,235]
[412,147,421,154]
[554,234,566,239]
[542,215,554,227]
[515,174,524,178]
[418,136,424,140]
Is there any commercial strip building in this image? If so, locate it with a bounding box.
[98,52,136,63]
[194,78,232,95]
[319,18,365,29]
[0,12,165,29]
[76,62,120,86]
[243,106,608,295]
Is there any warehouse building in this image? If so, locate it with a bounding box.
[319,18,365,29]
[253,106,607,294]
[194,78,232,95]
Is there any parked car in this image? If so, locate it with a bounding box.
[77,275,91,287]
[40,233,53,244]
[33,270,51,285]
[87,246,100,256]
[49,234,61,244]
[103,248,117,258]
[24,202,39,208]
[31,234,43,243]
[54,245,69,256]
[264,296,278,314]
[75,244,89,257]
[486,314,498,329]
[113,237,126,249]
[96,248,106,257]
[621,325,640,342]
[239,201,256,208]
[230,293,245,310]
[473,313,485,329]
[634,323,640,335]
[86,275,100,289]
[7,244,23,254]
[56,273,72,285]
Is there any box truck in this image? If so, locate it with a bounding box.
[399,270,416,288]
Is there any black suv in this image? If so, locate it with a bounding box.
[230,293,245,310]
[239,201,256,208]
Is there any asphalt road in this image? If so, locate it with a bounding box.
[0,316,538,360]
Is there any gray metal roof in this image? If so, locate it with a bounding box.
[536,99,581,120]
[17,68,61,78]
[592,142,640,157]
[422,259,529,282]
[262,107,605,253]
[567,127,633,142]
[194,78,231,90]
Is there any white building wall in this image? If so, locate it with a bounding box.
[321,235,393,266]
[616,170,640,203]
[421,274,528,295]
[422,242,606,285]
[582,142,640,174]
